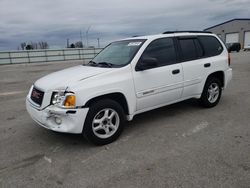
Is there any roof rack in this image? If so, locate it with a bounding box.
[163,31,212,34]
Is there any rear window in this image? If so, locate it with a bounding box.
[178,38,205,61]
[179,39,197,61]
[198,36,223,57]
[194,38,204,58]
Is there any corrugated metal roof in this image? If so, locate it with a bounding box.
[204,18,250,31]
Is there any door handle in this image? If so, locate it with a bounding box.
[172,69,180,74]
[204,63,211,68]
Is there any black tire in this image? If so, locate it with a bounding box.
[199,77,222,108]
[83,99,125,145]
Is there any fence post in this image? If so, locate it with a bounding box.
[8,52,12,64]
[62,49,66,61]
[82,48,85,61]
[45,49,48,62]
[78,49,81,60]
[27,51,31,63]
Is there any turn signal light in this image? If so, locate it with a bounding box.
[64,95,76,107]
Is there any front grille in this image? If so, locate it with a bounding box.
[30,87,44,106]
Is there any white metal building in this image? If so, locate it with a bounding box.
[204,18,250,49]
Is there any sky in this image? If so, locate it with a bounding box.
[0,0,249,50]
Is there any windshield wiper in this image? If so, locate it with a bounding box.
[86,61,114,68]
[86,60,97,66]
[97,62,114,67]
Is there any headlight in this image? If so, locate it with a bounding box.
[51,91,64,105]
[51,91,76,108]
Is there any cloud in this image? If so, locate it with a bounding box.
[0,0,249,50]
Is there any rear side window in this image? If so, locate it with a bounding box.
[194,38,204,58]
[178,38,197,61]
[142,37,176,66]
[198,36,223,57]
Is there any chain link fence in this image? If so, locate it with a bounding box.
[0,48,103,65]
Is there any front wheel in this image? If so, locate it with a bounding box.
[200,77,222,108]
[83,99,125,145]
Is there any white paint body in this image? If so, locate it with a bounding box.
[26,33,232,133]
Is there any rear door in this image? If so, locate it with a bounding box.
[179,35,224,98]
[177,36,208,98]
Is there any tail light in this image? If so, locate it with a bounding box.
[228,53,231,66]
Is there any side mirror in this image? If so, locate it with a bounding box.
[136,57,158,71]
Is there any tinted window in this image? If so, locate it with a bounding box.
[194,38,204,58]
[141,38,176,66]
[179,38,197,61]
[198,36,223,57]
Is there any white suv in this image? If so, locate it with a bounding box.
[26,31,232,145]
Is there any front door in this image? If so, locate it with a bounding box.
[132,37,183,111]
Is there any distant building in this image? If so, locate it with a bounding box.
[204,18,250,49]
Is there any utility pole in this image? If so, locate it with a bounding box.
[80,30,83,47]
[66,38,69,48]
[97,38,100,48]
[86,26,91,48]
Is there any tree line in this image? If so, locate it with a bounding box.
[19,41,49,50]
[19,40,93,50]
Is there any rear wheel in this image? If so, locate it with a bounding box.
[200,77,222,108]
[83,99,125,145]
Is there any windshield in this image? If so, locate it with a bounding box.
[90,39,146,67]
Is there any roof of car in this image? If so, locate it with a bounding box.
[123,31,215,41]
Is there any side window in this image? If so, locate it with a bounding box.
[178,38,197,61]
[198,36,223,57]
[141,38,176,67]
[194,38,204,58]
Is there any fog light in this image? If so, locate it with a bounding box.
[55,117,62,125]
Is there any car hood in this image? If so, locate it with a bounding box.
[34,65,112,92]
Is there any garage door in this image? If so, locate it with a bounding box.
[225,33,239,43]
[244,31,250,48]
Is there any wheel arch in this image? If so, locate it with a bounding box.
[206,71,225,88]
[84,92,130,115]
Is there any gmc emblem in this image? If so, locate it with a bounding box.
[32,90,40,99]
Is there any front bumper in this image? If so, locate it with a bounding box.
[26,97,89,134]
